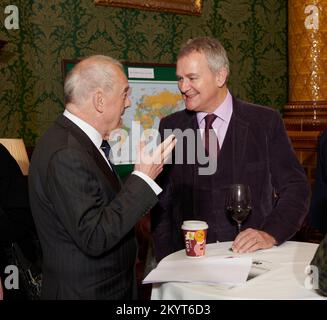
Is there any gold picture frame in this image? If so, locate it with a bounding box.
[94,0,203,16]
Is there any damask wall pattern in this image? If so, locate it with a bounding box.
[0,0,287,146]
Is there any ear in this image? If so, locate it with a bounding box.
[216,67,228,88]
[92,90,104,113]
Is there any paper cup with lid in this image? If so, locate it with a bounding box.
[181,220,208,257]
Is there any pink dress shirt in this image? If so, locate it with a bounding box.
[196,90,233,148]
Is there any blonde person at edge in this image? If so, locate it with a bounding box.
[151,37,309,261]
[28,55,176,300]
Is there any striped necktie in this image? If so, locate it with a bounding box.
[204,114,220,157]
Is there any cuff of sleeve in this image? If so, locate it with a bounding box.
[132,171,162,195]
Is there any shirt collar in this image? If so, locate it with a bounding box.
[197,90,233,124]
[63,109,103,149]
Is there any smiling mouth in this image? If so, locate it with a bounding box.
[184,93,197,101]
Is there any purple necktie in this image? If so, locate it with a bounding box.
[204,114,220,157]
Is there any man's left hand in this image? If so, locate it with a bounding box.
[231,228,277,253]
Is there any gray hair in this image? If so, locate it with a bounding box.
[177,37,230,75]
[64,55,124,105]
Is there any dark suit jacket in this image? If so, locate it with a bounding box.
[0,143,39,300]
[151,97,310,261]
[0,143,35,244]
[28,115,158,300]
[309,128,327,234]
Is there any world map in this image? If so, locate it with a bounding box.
[122,81,184,132]
[110,81,184,164]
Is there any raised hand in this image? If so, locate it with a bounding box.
[134,134,176,180]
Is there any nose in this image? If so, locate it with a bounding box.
[178,78,190,94]
[125,96,131,109]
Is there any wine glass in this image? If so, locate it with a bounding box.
[225,184,252,234]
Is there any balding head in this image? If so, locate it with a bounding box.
[63,55,130,139]
[64,55,124,106]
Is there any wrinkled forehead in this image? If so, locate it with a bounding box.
[111,65,129,88]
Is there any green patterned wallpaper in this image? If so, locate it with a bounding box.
[0,0,287,147]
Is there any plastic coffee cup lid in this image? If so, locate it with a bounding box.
[181,220,208,230]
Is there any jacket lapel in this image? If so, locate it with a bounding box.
[56,115,121,192]
[230,98,249,182]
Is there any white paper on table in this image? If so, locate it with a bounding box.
[247,259,280,281]
[143,256,252,286]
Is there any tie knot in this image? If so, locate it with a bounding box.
[205,114,217,129]
[100,140,111,159]
[101,140,110,149]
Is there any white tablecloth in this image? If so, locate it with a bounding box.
[151,241,327,300]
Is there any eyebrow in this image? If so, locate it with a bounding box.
[176,73,198,78]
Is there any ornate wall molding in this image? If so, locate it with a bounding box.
[94,0,203,16]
